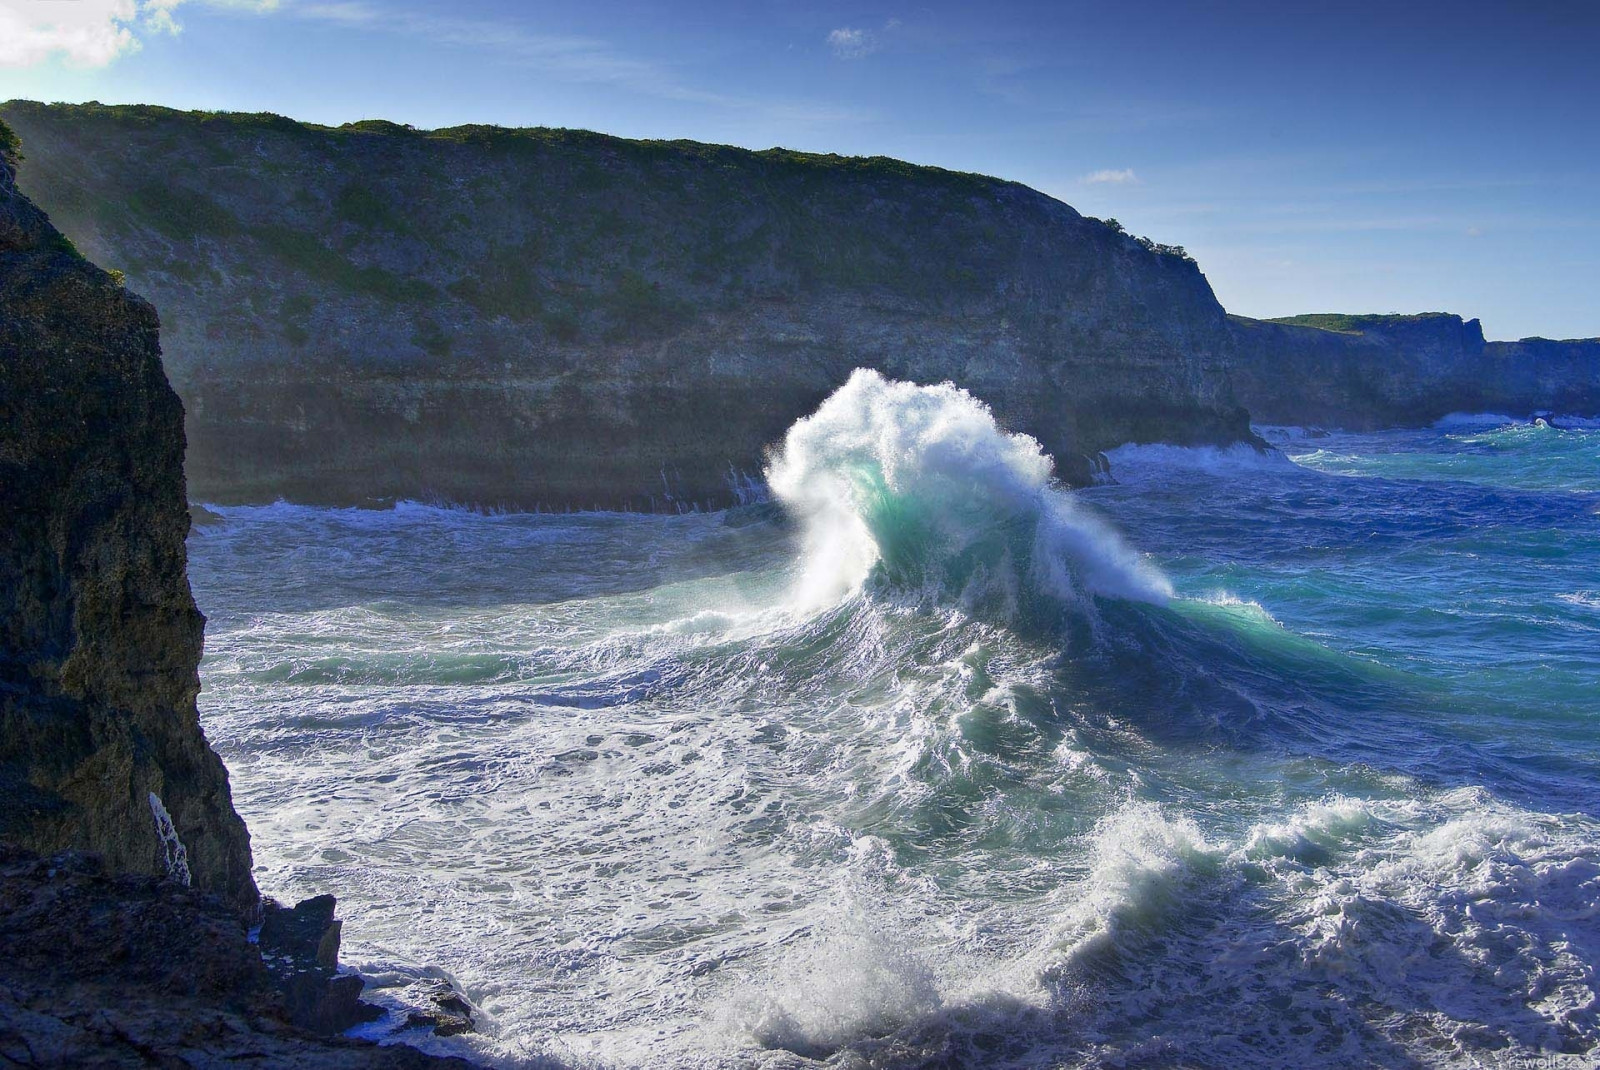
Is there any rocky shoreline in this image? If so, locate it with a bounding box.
[0,846,477,1068]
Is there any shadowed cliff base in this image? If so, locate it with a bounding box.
[0,847,481,1069]
[0,100,1253,511]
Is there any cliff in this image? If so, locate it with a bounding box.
[0,120,256,912]
[1229,312,1600,428]
[0,116,480,1070]
[0,101,1252,509]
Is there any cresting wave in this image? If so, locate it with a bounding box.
[765,369,1172,618]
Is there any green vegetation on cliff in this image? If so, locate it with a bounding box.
[1263,312,1460,335]
[0,118,19,166]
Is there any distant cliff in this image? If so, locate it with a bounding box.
[1229,312,1600,428]
[0,120,257,911]
[0,100,1253,509]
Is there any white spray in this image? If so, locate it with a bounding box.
[765,369,1172,616]
[148,791,192,887]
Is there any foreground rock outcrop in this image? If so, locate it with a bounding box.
[0,847,476,1069]
[0,119,477,1069]
[0,118,255,912]
[0,100,1253,508]
[1229,312,1600,428]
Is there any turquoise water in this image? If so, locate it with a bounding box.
[189,381,1600,1068]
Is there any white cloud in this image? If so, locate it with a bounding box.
[0,0,143,67]
[289,4,870,121]
[1082,168,1139,185]
[0,0,276,68]
[827,27,877,59]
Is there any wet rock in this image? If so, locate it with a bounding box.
[189,502,227,526]
[400,982,477,1037]
[260,894,387,1034]
[0,846,477,1067]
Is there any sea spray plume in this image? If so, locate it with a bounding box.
[765,369,1172,617]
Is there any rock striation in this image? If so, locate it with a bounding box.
[0,101,1253,509]
[0,119,256,912]
[1228,312,1600,428]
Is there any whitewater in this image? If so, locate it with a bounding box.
[189,371,1600,1068]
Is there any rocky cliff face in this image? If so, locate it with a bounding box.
[0,101,1252,508]
[0,119,256,912]
[1229,312,1600,428]
[1481,335,1600,416]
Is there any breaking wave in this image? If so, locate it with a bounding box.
[765,369,1172,618]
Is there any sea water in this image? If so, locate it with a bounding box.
[189,373,1600,1068]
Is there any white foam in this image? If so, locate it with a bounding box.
[727,906,942,1057]
[1033,802,1218,981]
[1104,440,1294,480]
[765,369,1172,615]
[147,791,192,887]
[1434,412,1523,430]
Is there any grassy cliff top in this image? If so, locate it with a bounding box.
[0,99,1017,198]
[1262,312,1462,335]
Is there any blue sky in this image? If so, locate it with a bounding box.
[1,0,1595,339]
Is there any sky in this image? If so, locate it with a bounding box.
[0,0,1595,339]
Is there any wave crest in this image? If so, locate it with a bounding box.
[765,369,1172,617]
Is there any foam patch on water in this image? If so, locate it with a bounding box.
[766,369,1171,616]
[1434,412,1525,430]
[1194,591,1283,626]
[1273,791,1600,1056]
[1103,441,1294,480]
[727,901,943,1058]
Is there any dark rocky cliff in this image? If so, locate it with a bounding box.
[0,122,258,911]
[0,118,479,1070]
[0,101,1252,509]
[1228,312,1600,428]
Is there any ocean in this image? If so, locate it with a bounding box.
[188,372,1600,1068]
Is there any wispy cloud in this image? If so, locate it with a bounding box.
[1082,168,1139,185]
[291,3,874,124]
[294,2,732,105]
[0,0,274,68]
[827,27,878,60]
